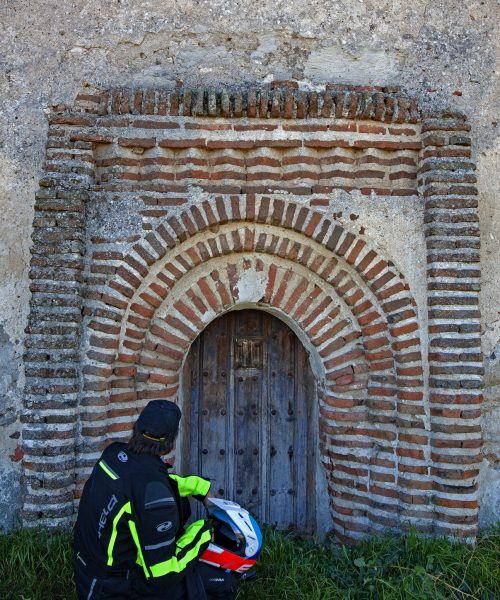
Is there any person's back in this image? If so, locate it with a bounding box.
[75,442,146,579]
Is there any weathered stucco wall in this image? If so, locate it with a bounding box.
[0,0,498,531]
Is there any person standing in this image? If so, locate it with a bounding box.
[73,400,235,599]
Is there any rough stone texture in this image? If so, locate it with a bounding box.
[0,0,498,530]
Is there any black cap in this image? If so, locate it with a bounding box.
[136,400,181,440]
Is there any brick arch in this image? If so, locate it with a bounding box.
[83,252,395,540]
[116,230,413,397]
[131,253,365,392]
[91,195,422,388]
[80,196,426,540]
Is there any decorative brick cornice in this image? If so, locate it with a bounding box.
[66,86,421,123]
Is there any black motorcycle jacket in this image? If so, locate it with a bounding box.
[74,442,212,589]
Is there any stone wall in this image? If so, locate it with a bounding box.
[0,0,498,532]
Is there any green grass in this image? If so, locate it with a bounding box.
[238,526,500,600]
[0,527,74,600]
[0,526,498,599]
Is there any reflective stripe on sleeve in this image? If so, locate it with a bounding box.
[149,519,211,578]
[169,474,210,498]
[144,538,175,551]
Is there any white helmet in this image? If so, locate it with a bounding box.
[200,498,263,575]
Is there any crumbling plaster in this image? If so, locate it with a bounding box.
[0,0,498,530]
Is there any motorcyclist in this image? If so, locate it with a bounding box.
[73,399,235,599]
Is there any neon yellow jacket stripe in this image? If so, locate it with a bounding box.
[99,460,119,480]
[169,474,210,498]
[128,519,150,579]
[106,502,150,578]
[107,502,132,566]
[149,519,211,577]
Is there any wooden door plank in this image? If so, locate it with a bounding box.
[267,316,297,528]
[182,335,198,474]
[295,337,314,531]
[233,311,264,519]
[198,316,231,499]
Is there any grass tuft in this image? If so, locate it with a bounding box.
[0,527,74,600]
[0,525,498,599]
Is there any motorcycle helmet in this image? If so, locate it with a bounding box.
[200,498,262,575]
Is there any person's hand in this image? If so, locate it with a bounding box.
[203,490,214,507]
[208,520,215,542]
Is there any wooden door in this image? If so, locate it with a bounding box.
[182,310,316,531]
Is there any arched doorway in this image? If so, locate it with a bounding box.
[182,309,317,532]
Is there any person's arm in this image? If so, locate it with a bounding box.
[131,480,212,588]
[169,473,211,502]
